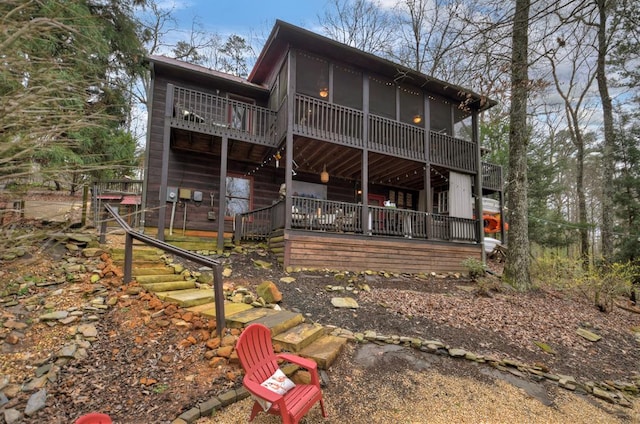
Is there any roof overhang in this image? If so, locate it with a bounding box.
[147,55,270,96]
[249,20,496,112]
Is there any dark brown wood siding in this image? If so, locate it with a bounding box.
[145,69,272,231]
[284,232,481,273]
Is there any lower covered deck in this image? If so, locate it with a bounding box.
[236,197,483,274]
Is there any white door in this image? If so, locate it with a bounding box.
[449,171,473,218]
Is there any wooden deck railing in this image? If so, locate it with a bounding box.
[169,85,278,146]
[482,162,503,191]
[430,131,477,172]
[368,115,424,160]
[293,94,364,148]
[291,197,363,233]
[167,86,501,190]
[234,196,477,243]
[233,202,282,242]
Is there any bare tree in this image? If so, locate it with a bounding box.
[543,18,599,265]
[318,0,396,55]
[391,0,471,80]
[594,0,623,262]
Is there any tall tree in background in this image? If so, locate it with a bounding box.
[612,107,640,262]
[504,0,532,289]
[1,0,145,194]
[594,0,624,262]
[319,0,395,55]
[544,21,599,265]
[219,35,253,78]
[392,0,469,81]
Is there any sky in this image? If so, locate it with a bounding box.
[160,0,330,42]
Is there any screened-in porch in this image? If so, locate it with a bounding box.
[235,197,477,243]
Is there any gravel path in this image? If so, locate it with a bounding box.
[197,343,640,424]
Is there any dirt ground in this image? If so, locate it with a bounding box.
[1,194,639,422]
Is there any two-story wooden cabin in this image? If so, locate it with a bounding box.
[143,20,503,274]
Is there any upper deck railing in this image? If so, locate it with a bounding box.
[167,85,502,189]
[169,84,278,147]
[482,162,503,191]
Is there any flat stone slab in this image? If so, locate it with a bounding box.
[142,280,196,292]
[331,297,359,308]
[133,267,176,276]
[136,274,186,284]
[299,335,348,369]
[225,307,279,328]
[253,310,305,336]
[273,323,326,352]
[576,328,602,342]
[195,302,253,319]
[162,289,214,308]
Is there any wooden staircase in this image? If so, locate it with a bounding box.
[111,247,347,369]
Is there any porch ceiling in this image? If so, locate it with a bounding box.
[171,128,274,164]
[291,136,428,191]
[171,129,448,191]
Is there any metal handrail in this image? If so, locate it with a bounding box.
[103,204,226,337]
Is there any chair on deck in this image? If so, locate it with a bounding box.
[236,323,327,424]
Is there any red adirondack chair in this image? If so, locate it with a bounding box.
[236,323,327,424]
[74,413,112,424]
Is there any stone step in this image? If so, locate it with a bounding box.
[272,323,326,352]
[133,267,176,276]
[225,307,280,329]
[111,251,164,262]
[142,280,196,292]
[135,274,187,284]
[298,335,348,369]
[158,288,214,308]
[187,301,253,318]
[248,310,305,337]
[125,260,169,269]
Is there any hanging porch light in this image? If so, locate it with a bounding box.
[320,164,329,183]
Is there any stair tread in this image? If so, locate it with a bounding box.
[225,307,280,327]
[136,274,187,283]
[133,267,175,276]
[246,310,304,336]
[142,281,196,292]
[192,302,254,318]
[161,288,214,307]
[298,335,348,369]
[273,323,326,352]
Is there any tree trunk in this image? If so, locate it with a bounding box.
[504,0,532,290]
[596,0,615,262]
[575,134,589,266]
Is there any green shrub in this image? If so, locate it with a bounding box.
[577,262,636,312]
[461,257,486,280]
[530,252,584,289]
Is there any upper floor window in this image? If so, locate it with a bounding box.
[369,76,396,119]
[333,65,362,110]
[296,52,329,100]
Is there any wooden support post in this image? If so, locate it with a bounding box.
[124,232,133,284]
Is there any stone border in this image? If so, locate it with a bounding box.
[339,328,639,407]
[170,325,640,423]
